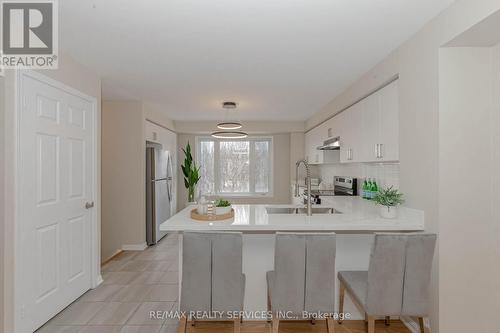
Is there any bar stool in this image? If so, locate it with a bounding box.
[267,232,337,333]
[178,232,245,333]
[337,233,436,333]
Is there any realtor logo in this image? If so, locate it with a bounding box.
[1,0,58,68]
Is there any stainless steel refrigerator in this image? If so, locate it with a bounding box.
[146,143,174,245]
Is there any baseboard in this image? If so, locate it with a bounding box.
[95,274,104,286]
[101,249,124,266]
[401,316,419,333]
[122,242,148,251]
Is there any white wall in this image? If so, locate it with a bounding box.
[492,42,500,318]
[305,2,500,332]
[101,101,145,260]
[0,75,5,333]
[2,51,101,333]
[175,120,304,134]
[101,101,177,261]
[439,45,500,333]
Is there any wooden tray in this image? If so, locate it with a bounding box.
[190,208,234,221]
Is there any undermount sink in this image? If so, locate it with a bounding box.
[266,207,341,215]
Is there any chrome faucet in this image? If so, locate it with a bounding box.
[295,159,312,216]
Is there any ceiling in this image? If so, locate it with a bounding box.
[60,0,455,121]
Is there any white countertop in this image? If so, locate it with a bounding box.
[159,197,424,233]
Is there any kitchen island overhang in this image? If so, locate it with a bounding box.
[160,198,424,320]
[160,199,424,233]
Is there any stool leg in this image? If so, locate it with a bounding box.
[418,317,430,333]
[234,317,241,333]
[272,317,280,333]
[326,315,335,333]
[177,315,187,333]
[367,316,375,333]
[385,316,390,326]
[338,282,345,324]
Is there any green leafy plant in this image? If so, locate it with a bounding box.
[181,142,201,202]
[215,199,231,207]
[373,186,405,207]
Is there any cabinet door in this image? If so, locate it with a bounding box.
[361,91,381,162]
[305,131,312,163]
[324,116,338,139]
[378,81,399,161]
[347,101,363,163]
[336,110,351,163]
[311,127,321,164]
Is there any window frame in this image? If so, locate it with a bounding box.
[195,136,274,198]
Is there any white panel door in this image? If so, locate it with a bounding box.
[19,74,94,332]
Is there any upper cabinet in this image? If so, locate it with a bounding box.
[358,80,399,162]
[377,80,399,162]
[305,80,399,164]
[305,120,340,165]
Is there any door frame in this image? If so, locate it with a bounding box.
[14,70,101,333]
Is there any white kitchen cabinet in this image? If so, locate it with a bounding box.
[336,80,399,163]
[339,100,363,163]
[377,80,399,161]
[360,80,399,162]
[361,89,381,162]
[305,119,341,164]
[306,126,323,164]
[336,110,350,163]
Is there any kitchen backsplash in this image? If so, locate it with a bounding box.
[316,163,400,191]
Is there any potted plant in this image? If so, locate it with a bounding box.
[181,142,201,204]
[373,186,404,219]
[215,199,232,215]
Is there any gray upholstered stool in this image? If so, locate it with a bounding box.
[267,232,337,333]
[337,233,436,333]
[178,232,245,333]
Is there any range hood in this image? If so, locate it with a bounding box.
[317,137,340,150]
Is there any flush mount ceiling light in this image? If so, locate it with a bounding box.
[212,101,248,138]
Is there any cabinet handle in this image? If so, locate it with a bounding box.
[379,144,383,158]
[375,144,379,158]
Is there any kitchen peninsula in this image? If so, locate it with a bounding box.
[160,196,424,319]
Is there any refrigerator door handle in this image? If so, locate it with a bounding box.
[166,180,172,202]
[152,178,169,182]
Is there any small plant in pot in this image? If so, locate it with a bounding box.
[373,186,404,219]
[215,199,232,215]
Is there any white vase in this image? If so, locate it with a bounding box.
[215,206,232,215]
[379,205,398,219]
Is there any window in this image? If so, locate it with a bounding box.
[196,137,273,196]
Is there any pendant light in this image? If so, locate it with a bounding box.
[212,101,248,138]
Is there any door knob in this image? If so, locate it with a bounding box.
[85,202,94,209]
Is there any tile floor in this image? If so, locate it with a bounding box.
[37,234,181,333]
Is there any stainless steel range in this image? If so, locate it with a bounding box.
[334,176,358,196]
